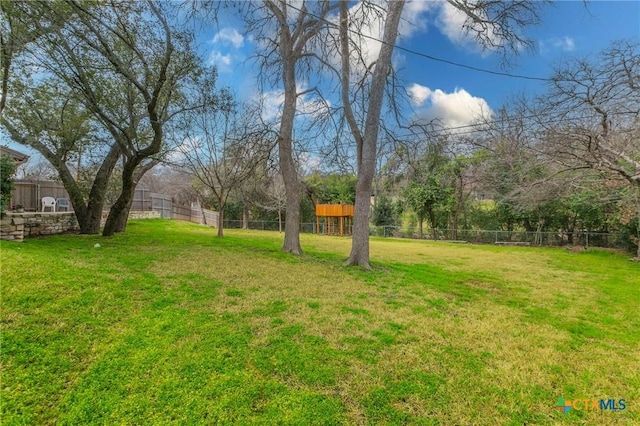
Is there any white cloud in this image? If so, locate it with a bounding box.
[259,90,286,123]
[551,36,575,52]
[337,1,503,70]
[539,36,576,55]
[437,2,469,46]
[409,84,492,129]
[211,28,245,49]
[208,51,232,72]
[208,27,246,72]
[436,2,501,54]
[399,1,437,37]
[407,83,432,106]
[345,2,385,66]
[328,1,433,70]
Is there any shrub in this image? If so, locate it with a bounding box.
[0,156,16,215]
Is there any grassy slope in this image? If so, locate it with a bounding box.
[1,219,638,425]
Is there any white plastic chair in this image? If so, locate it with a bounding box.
[42,197,56,212]
[56,198,71,212]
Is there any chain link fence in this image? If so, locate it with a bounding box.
[370,226,628,249]
[223,220,316,234]
[223,220,628,250]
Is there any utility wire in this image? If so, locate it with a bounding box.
[391,110,635,139]
[394,45,548,82]
[263,4,631,157]
[283,2,605,83]
[293,110,634,150]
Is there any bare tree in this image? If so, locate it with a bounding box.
[338,0,547,268]
[445,0,546,59]
[246,0,338,254]
[537,40,640,258]
[18,160,59,181]
[174,93,273,237]
[338,0,405,268]
[258,173,287,233]
[137,167,200,207]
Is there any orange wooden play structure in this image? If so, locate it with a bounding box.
[315,203,354,236]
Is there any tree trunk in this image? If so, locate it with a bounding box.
[52,165,91,232]
[103,159,137,235]
[1,119,120,234]
[217,202,225,237]
[242,202,249,229]
[103,158,157,236]
[451,210,459,240]
[0,45,13,117]
[113,195,135,233]
[535,221,543,246]
[278,208,282,233]
[103,196,129,236]
[428,208,437,240]
[200,198,208,225]
[567,217,575,244]
[346,0,405,269]
[452,177,463,240]
[0,38,11,117]
[418,217,424,239]
[349,183,373,268]
[103,161,136,236]
[278,52,302,254]
[82,144,121,233]
[634,181,640,260]
[282,183,302,253]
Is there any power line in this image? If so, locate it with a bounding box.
[296,109,634,146]
[393,45,549,82]
[292,109,636,169]
[387,109,635,139]
[283,2,601,83]
[260,4,632,151]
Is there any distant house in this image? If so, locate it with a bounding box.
[0,146,30,167]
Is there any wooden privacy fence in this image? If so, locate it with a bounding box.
[131,188,218,227]
[10,180,71,212]
[159,203,218,227]
[10,183,218,226]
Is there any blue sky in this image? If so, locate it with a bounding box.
[5,1,639,164]
[204,1,640,129]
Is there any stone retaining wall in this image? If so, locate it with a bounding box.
[1,210,162,242]
[1,212,80,241]
[100,210,161,225]
[0,215,25,242]
[128,211,161,220]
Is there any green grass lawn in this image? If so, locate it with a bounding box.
[1,219,638,425]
